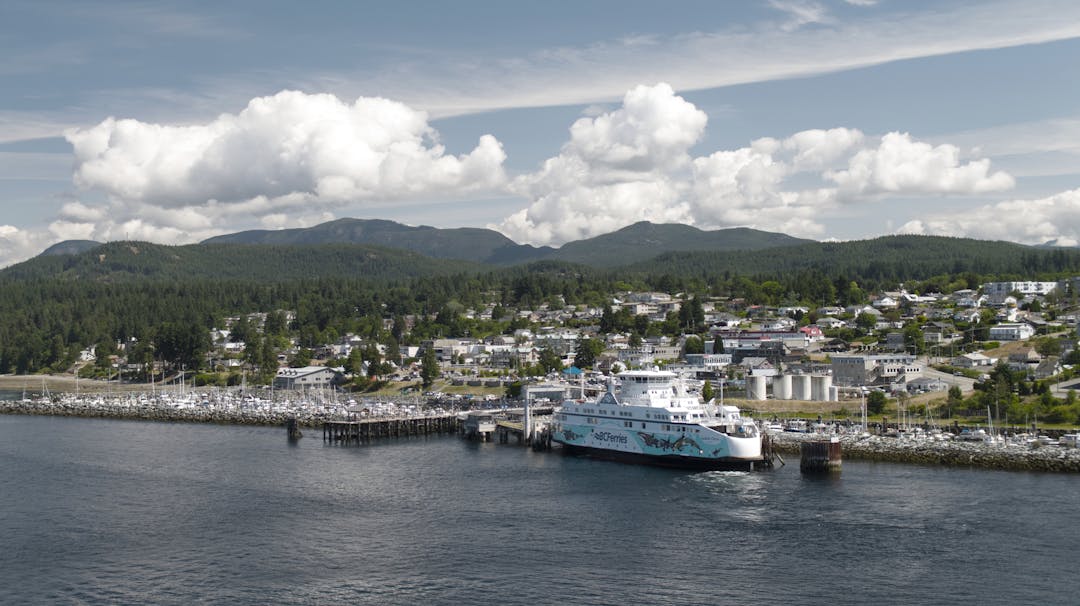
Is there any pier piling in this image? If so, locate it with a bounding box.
[800,437,842,473]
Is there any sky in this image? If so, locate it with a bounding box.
[3,0,1080,267]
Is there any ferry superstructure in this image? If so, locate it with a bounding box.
[551,369,763,470]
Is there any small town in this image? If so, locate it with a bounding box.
[28,276,1077,434]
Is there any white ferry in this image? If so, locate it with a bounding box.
[551,369,764,470]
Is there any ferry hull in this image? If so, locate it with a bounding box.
[557,441,762,471]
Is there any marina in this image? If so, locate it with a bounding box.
[3,386,1079,472]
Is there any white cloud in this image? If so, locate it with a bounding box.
[827,132,1014,198]
[49,90,509,256]
[497,83,704,244]
[898,188,1080,246]
[767,0,833,32]
[496,87,1017,246]
[0,225,58,268]
[65,90,506,210]
[361,0,1080,118]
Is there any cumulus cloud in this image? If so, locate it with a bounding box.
[498,83,704,244]
[496,86,1017,246]
[898,188,1080,246]
[64,89,506,215]
[0,225,66,267]
[827,132,1014,197]
[28,89,511,264]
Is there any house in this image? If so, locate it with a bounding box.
[846,305,882,318]
[762,317,797,331]
[872,295,899,309]
[821,338,850,352]
[982,281,1058,296]
[884,332,907,352]
[740,357,777,377]
[816,317,846,331]
[953,309,982,323]
[273,366,337,390]
[988,323,1035,341]
[953,352,996,368]
[1033,357,1062,379]
[1007,348,1041,372]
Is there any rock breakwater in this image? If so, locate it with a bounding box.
[769,432,1080,473]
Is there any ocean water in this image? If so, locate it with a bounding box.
[1,412,1076,605]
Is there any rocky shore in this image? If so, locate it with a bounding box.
[0,398,318,427]
[0,392,431,428]
[769,431,1080,473]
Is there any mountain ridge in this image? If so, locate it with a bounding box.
[42,218,814,267]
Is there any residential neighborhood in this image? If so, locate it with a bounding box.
[83,277,1080,415]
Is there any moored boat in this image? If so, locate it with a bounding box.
[550,369,764,470]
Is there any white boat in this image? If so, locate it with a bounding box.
[550,369,763,470]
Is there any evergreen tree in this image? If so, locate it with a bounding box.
[574,338,604,369]
[683,335,705,355]
[702,380,715,403]
[538,346,563,373]
[420,347,439,387]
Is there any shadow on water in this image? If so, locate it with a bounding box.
[798,471,843,486]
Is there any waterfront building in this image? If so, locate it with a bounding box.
[273,366,337,390]
[830,353,921,387]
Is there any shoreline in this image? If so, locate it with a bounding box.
[768,431,1080,473]
[4,396,1079,473]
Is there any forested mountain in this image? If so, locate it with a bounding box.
[629,235,1080,282]
[39,240,101,256]
[3,241,477,282]
[200,218,555,265]
[550,222,812,266]
[194,218,808,266]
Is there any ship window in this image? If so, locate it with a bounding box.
[624,421,633,428]
[641,423,646,429]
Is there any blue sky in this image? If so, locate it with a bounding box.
[2,0,1080,266]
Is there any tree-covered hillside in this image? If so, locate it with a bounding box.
[630,235,1080,283]
[2,233,1079,376]
[2,241,478,282]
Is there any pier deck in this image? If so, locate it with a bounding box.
[322,414,460,444]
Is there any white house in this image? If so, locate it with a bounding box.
[988,323,1035,341]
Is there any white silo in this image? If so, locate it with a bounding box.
[811,374,834,401]
[792,374,811,400]
[747,375,767,400]
[774,374,792,400]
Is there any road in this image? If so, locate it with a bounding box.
[921,364,976,393]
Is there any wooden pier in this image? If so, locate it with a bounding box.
[322,414,461,444]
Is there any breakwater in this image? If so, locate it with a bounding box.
[769,431,1080,473]
[0,392,445,428]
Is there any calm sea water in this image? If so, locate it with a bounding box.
[1,408,1077,605]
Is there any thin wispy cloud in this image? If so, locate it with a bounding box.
[357,0,1080,117]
